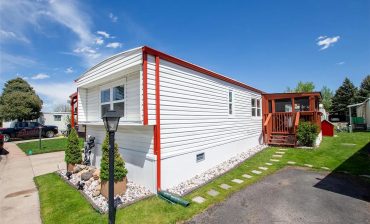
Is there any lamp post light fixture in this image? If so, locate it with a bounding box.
[102,110,121,224]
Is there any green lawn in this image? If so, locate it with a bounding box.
[35,132,369,224]
[17,137,84,155]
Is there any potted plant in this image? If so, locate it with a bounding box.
[100,133,128,198]
[65,128,82,172]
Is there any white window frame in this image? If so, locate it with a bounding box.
[228,90,234,116]
[251,97,262,118]
[99,82,126,119]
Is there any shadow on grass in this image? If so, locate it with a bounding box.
[314,142,370,202]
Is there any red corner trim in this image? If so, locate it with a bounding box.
[142,46,264,94]
[154,56,161,191]
[142,52,148,125]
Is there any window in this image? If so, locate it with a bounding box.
[251,98,261,117]
[54,115,62,121]
[228,90,233,115]
[100,85,125,117]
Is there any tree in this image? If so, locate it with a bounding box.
[331,77,358,115]
[0,78,43,121]
[65,128,82,164]
[100,133,127,181]
[286,81,315,93]
[54,104,71,112]
[321,86,333,111]
[357,75,370,102]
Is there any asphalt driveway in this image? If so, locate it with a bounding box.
[187,168,370,224]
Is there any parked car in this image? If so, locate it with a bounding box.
[0,133,3,148]
[0,121,58,142]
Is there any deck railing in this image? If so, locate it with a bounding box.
[263,111,321,144]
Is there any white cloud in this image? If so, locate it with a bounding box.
[106,42,122,48]
[32,82,77,112]
[95,37,104,45]
[337,61,345,65]
[316,36,340,50]
[65,67,74,73]
[0,29,30,43]
[109,13,118,23]
[97,31,110,38]
[31,73,50,80]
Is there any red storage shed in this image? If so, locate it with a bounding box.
[321,120,334,137]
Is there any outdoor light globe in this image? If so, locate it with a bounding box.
[102,110,121,132]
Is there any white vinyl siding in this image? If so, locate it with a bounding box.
[78,71,141,123]
[147,58,262,157]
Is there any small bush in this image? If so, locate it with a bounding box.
[65,128,82,164]
[100,133,128,181]
[297,122,319,147]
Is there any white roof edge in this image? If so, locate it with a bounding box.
[347,98,370,108]
[75,46,143,82]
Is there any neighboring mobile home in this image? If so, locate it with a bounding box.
[75,46,264,192]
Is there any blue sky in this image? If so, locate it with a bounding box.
[1,0,369,111]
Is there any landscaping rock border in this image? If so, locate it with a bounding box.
[57,165,153,213]
[167,144,267,196]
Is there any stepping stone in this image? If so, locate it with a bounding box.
[251,170,262,175]
[242,174,253,179]
[207,189,219,197]
[321,167,330,170]
[265,163,273,166]
[219,184,231,190]
[192,196,206,204]
[304,164,313,168]
[360,175,370,179]
[259,166,268,170]
[232,179,244,184]
[341,143,356,146]
[275,151,285,154]
[270,159,280,162]
[278,148,288,151]
[287,161,296,165]
[273,155,283,158]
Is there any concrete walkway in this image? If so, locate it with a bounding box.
[0,143,42,224]
[29,151,65,176]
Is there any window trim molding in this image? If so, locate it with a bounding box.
[99,81,126,119]
[251,97,262,119]
[228,89,235,116]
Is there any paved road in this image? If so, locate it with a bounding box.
[0,143,42,224]
[188,168,370,224]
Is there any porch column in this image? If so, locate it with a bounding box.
[272,100,276,113]
[309,96,315,111]
[291,97,295,112]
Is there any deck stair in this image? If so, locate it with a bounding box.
[268,134,295,146]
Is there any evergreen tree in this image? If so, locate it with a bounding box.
[65,128,82,164]
[321,86,333,111]
[331,77,358,115]
[357,75,370,102]
[0,78,43,121]
[100,133,127,181]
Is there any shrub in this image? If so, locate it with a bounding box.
[296,122,319,147]
[100,133,128,181]
[65,128,82,164]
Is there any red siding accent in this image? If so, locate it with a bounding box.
[142,52,148,125]
[155,56,161,191]
[142,46,264,94]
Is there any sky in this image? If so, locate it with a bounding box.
[0,0,369,111]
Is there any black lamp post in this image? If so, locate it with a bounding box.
[102,110,121,224]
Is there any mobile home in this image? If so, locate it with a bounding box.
[75,46,264,192]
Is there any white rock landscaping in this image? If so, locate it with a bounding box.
[57,165,152,213]
[167,145,266,195]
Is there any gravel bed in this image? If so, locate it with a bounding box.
[57,167,153,213]
[167,144,267,196]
